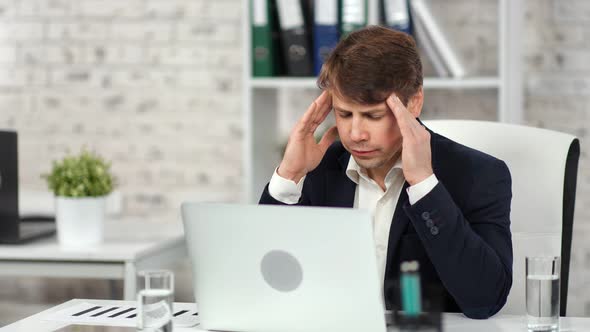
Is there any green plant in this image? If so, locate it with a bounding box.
[42,149,115,197]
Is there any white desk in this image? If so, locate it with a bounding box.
[0,218,187,300]
[3,298,590,332]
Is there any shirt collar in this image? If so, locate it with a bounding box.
[345,154,403,185]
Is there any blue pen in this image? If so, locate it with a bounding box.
[401,261,422,317]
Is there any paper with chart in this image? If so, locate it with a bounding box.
[44,302,200,328]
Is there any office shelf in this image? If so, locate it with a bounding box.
[242,0,523,202]
[250,77,501,90]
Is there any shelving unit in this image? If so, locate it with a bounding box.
[242,0,523,203]
[250,77,502,89]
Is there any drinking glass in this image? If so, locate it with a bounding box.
[137,270,174,332]
[526,256,560,331]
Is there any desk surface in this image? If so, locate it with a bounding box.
[0,218,184,262]
[3,299,590,332]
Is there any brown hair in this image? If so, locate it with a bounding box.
[317,25,423,106]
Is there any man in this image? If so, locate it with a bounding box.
[259,26,512,319]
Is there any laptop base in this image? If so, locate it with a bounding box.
[0,221,56,244]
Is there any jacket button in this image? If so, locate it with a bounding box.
[421,212,430,220]
[430,226,439,235]
[426,219,434,228]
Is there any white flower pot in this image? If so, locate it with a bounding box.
[55,196,106,248]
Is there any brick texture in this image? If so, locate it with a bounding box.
[0,0,242,220]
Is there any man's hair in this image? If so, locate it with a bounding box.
[317,25,423,106]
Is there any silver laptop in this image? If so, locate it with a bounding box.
[181,203,387,332]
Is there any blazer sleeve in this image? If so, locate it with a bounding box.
[259,183,313,206]
[403,159,513,319]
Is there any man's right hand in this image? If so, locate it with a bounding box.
[277,91,338,183]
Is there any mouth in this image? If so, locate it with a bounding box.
[351,149,377,157]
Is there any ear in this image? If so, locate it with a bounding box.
[407,87,424,118]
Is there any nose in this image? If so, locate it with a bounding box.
[350,117,368,143]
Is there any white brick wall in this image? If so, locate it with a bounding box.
[0,45,16,62]
[47,22,110,41]
[0,0,243,219]
[78,1,144,19]
[0,0,589,323]
[0,22,43,41]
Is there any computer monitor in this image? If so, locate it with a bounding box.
[181,202,388,332]
[0,130,55,244]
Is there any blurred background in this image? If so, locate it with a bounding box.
[0,0,589,325]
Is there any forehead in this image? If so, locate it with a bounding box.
[331,93,388,113]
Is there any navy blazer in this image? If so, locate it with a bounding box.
[259,130,513,319]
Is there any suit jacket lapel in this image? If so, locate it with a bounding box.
[326,170,356,207]
[325,150,356,207]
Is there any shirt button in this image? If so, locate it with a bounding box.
[421,212,430,220]
[426,219,434,228]
[430,226,439,235]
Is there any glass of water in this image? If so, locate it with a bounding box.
[526,256,560,331]
[137,270,175,332]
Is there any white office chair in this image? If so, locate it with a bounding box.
[423,119,580,316]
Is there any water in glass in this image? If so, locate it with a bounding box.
[526,274,559,331]
[138,288,174,332]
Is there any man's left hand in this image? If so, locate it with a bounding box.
[387,93,434,186]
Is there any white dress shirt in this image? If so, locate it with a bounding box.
[268,156,438,298]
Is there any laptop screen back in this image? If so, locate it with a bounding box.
[181,203,387,332]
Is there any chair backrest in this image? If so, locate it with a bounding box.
[423,120,580,316]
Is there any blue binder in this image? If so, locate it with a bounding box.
[313,0,340,75]
[384,0,412,35]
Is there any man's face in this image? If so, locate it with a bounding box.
[332,93,403,177]
[332,90,423,179]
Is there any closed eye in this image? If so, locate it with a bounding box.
[336,111,352,118]
[364,112,386,120]
[366,114,383,120]
[335,110,385,120]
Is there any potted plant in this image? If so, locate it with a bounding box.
[43,150,116,248]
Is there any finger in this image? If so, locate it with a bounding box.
[312,91,331,125]
[318,126,339,151]
[299,101,317,126]
[316,90,329,107]
[304,91,331,135]
[314,97,333,126]
[295,99,319,134]
[301,91,329,128]
[389,94,424,136]
[386,94,414,138]
[301,92,326,134]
